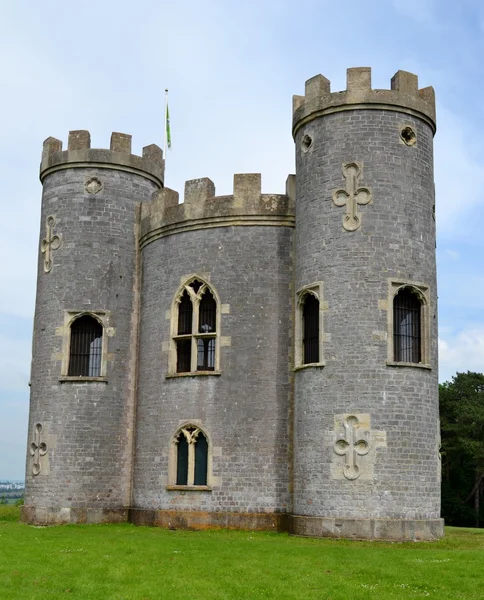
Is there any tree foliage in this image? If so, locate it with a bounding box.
[440,371,484,527]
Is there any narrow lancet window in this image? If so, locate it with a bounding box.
[303,294,320,364]
[194,432,208,485]
[176,432,189,485]
[178,291,193,335]
[393,288,421,363]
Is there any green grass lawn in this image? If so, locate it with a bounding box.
[1,507,483,600]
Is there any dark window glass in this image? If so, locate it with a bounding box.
[178,291,193,335]
[176,433,189,485]
[176,339,192,373]
[190,280,203,293]
[197,338,215,371]
[393,289,421,363]
[194,432,208,485]
[303,294,319,364]
[68,315,103,376]
[199,290,216,333]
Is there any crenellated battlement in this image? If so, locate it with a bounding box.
[40,130,164,187]
[139,173,295,248]
[293,67,436,136]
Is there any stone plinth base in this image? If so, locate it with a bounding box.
[129,509,289,532]
[289,515,444,541]
[20,505,128,525]
[20,507,442,541]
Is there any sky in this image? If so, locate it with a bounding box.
[1,0,484,480]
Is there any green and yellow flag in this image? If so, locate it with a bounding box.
[166,104,171,149]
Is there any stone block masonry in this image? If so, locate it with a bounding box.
[22,67,443,541]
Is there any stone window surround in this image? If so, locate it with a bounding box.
[58,310,112,382]
[166,420,213,491]
[294,281,325,370]
[167,275,222,377]
[386,279,431,369]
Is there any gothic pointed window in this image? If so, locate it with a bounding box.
[68,315,103,377]
[169,424,211,489]
[388,280,430,368]
[393,288,421,363]
[171,278,220,375]
[295,283,324,368]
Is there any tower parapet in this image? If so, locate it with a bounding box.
[139,173,295,248]
[40,130,164,187]
[293,67,436,136]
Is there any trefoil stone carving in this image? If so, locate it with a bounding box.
[41,215,62,273]
[332,162,372,231]
[334,415,370,480]
[30,423,47,476]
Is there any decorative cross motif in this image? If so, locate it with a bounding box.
[332,162,372,231]
[30,423,47,476]
[334,415,370,480]
[41,215,62,273]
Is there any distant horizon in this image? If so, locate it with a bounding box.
[0,479,25,483]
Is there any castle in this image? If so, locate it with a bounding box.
[22,67,443,541]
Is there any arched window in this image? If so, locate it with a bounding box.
[68,315,103,377]
[295,282,324,368]
[169,424,211,488]
[303,293,320,364]
[393,288,421,363]
[171,278,220,375]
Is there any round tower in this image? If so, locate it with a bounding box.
[291,68,443,540]
[130,174,294,529]
[22,131,163,524]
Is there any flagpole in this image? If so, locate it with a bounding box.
[163,88,168,160]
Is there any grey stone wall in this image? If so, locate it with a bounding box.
[293,107,440,520]
[25,164,159,512]
[23,69,442,538]
[133,224,293,514]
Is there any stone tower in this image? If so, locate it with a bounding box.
[130,175,294,529]
[23,67,442,541]
[23,132,163,523]
[291,68,442,540]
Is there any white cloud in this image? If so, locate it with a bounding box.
[439,328,484,383]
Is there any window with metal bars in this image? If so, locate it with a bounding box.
[303,293,320,364]
[173,279,218,374]
[68,315,103,376]
[393,288,421,363]
[173,426,209,487]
